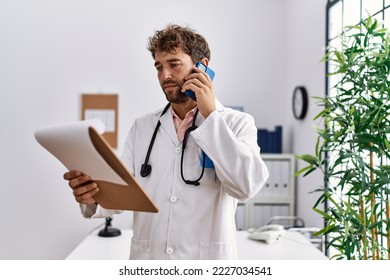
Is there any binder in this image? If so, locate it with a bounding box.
[280,160,291,197]
[269,160,280,197]
[257,126,282,153]
[257,129,269,153]
[34,120,158,213]
[259,160,272,197]
[272,126,282,153]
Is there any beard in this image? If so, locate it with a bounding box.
[161,79,189,104]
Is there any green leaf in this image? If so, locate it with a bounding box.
[315,136,320,158]
[313,108,328,121]
[303,167,318,177]
[367,221,382,230]
[326,193,343,214]
[313,207,333,220]
[384,138,390,150]
[296,154,318,166]
[294,165,315,177]
[312,226,330,237]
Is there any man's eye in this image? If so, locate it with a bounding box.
[156,67,162,72]
[171,64,180,68]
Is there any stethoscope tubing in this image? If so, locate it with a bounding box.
[140,103,205,186]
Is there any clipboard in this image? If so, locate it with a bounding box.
[34,120,158,213]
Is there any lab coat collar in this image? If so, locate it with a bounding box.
[159,107,180,146]
[158,99,225,146]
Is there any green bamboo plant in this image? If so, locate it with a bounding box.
[296,15,390,260]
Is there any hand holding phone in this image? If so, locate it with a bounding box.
[184,62,215,101]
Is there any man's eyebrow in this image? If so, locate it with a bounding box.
[167,58,182,63]
[154,59,183,67]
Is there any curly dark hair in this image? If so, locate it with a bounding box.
[147,24,211,63]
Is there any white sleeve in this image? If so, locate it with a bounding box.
[79,204,122,218]
[191,110,269,201]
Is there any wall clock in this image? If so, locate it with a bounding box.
[292,86,308,120]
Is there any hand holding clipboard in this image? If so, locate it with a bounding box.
[34,120,158,213]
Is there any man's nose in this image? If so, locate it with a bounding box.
[160,68,172,80]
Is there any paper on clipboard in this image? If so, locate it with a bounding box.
[34,120,158,213]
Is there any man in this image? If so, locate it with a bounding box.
[64,24,269,259]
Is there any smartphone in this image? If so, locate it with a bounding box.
[184,62,215,101]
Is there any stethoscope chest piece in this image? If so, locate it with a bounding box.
[140,163,152,177]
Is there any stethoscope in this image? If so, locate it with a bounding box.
[140,103,206,186]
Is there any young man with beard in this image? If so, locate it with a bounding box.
[64,24,269,260]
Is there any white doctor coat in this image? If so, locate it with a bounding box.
[81,100,269,259]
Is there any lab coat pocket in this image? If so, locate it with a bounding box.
[199,241,232,260]
[129,238,151,259]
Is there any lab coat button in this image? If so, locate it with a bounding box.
[170,196,178,203]
[175,147,182,153]
[166,247,174,255]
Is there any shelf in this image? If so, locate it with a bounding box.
[235,153,296,230]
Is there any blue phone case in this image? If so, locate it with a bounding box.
[185,62,215,101]
[200,150,214,168]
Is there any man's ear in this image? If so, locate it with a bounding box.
[200,58,209,66]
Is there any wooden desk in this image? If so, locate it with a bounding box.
[66,229,327,260]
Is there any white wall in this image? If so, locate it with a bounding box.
[0,0,326,259]
[285,0,327,228]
